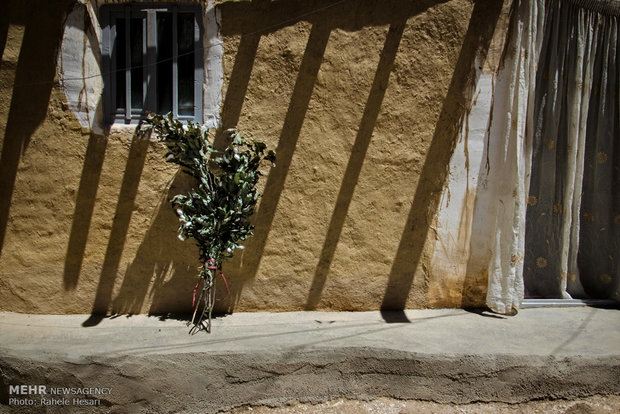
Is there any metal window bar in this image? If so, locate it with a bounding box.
[172,6,179,118]
[142,16,148,112]
[108,12,117,119]
[124,7,131,122]
[101,10,111,125]
[521,299,619,308]
[193,10,202,122]
[146,9,158,115]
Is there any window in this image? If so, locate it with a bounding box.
[100,4,203,124]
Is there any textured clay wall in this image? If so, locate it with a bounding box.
[0,0,509,315]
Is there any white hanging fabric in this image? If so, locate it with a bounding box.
[483,0,545,314]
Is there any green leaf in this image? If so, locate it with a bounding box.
[145,115,273,272]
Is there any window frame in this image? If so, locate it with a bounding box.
[100,3,204,125]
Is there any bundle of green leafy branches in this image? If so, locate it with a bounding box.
[146,113,275,333]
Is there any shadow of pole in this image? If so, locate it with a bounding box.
[212,0,267,149]
[381,0,503,310]
[0,0,8,64]
[226,23,332,307]
[63,132,107,289]
[215,33,261,143]
[213,0,456,312]
[83,132,150,326]
[305,22,406,310]
[380,309,411,323]
[0,0,73,258]
[112,172,196,315]
[217,0,450,35]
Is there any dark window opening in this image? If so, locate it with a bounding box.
[101,4,203,124]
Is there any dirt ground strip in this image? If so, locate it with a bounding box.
[230,394,620,414]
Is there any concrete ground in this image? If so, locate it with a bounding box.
[230,395,620,413]
[0,307,619,413]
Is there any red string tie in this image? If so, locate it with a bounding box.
[192,259,230,305]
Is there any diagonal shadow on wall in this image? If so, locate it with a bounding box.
[216,0,457,311]
[381,0,504,310]
[0,1,8,65]
[83,132,150,326]
[214,32,262,147]
[213,0,268,149]
[217,0,452,35]
[305,21,406,310]
[63,132,107,289]
[62,4,106,290]
[0,0,31,69]
[0,0,73,258]
[219,22,332,311]
[110,172,197,316]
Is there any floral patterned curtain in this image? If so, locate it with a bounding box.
[485,0,619,313]
[524,0,619,301]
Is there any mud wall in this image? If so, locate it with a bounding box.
[0,0,510,315]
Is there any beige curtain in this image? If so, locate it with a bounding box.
[481,0,544,314]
